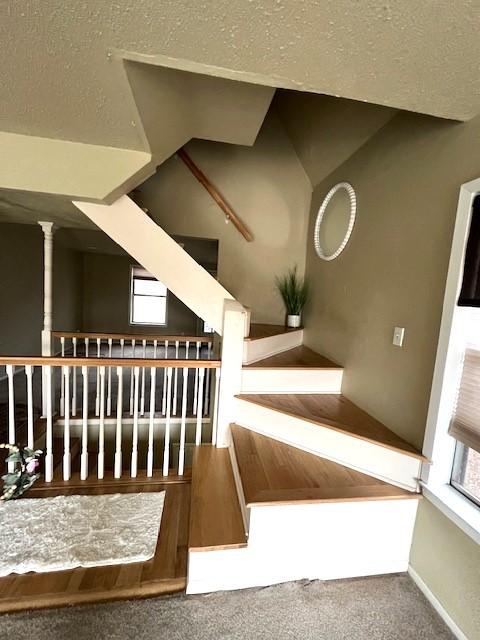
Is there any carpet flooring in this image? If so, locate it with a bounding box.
[0,574,455,640]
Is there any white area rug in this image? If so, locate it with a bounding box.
[0,491,165,576]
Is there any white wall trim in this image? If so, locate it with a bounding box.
[422,484,480,546]
[408,566,470,640]
[423,179,480,487]
[421,180,480,543]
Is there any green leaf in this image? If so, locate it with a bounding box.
[1,472,21,484]
[5,453,21,463]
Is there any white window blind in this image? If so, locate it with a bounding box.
[449,348,480,454]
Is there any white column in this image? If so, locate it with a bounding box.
[38,221,55,356]
[216,300,246,447]
[38,221,56,417]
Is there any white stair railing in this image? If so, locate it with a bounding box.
[0,355,220,483]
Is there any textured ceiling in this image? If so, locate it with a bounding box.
[0,0,479,158]
[0,190,93,228]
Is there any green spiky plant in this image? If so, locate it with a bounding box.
[276,267,309,317]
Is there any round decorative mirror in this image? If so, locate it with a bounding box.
[313,182,356,261]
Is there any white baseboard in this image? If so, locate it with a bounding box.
[408,566,469,640]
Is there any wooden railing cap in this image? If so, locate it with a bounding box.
[0,357,220,369]
[52,331,214,343]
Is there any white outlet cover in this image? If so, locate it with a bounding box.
[393,327,405,347]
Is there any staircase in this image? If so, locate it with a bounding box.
[187,324,425,594]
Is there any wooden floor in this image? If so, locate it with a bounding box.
[244,345,341,369]
[231,425,419,506]
[189,446,246,551]
[0,478,190,613]
[246,323,302,341]
[237,393,426,460]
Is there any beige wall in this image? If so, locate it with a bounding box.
[81,235,218,336]
[139,111,312,324]
[275,91,396,188]
[303,111,480,637]
[0,224,82,355]
[410,500,480,640]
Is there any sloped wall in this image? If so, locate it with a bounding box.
[137,111,312,324]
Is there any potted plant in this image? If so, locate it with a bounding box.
[276,267,309,328]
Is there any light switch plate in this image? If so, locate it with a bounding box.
[393,326,405,347]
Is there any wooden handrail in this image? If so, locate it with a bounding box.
[0,357,220,368]
[52,331,214,343]
[178,148,253,242]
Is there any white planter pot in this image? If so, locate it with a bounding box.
[287,314,301,328]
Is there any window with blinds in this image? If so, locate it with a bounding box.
[130,266,167,326]
[449,336,480,506]
[449,348,480,453]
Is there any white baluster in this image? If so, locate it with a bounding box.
[162,340,169,414]
[178,367,188,476]
[140,339,146,416]
[129,339,136,415]
[95,338,101,416]
[60,337,65,416]
[85,337,90,358]
[147,367,157,477]
[6,365,15,473]
[80,365,89,480]
[153,339,158,358]
[193,341,201,413]
[131,366,140,478]
[211,367,221,445]
[44,365,53,482]
[163,367,173,476]
[107,338,113,416]
[114,366,124,478]
[185,340,190,360]
[25,365,34,449]
[98,366,106,480]
[204,343,212,415]
[195,368,205,446]
[172,340,179,416]
[72,337,77,416]
[63,365,71,481]
[120,338,125,358]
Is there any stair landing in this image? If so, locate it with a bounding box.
[189,446,246,552]
[231,424,418,506]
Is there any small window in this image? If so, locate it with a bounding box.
[203,321,215,334]
[130,266,167,326]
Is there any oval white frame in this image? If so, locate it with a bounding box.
[314,182,357,261]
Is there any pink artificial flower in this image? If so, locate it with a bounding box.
[26,459,39,474]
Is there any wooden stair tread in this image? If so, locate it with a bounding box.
[244,345,341,369]
[231,425,419,506]
[237,394,426,461]
[189,445,247,551]
[245,323,302,341]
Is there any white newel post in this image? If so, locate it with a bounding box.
[38,221,55,417]
[215,300,246,447]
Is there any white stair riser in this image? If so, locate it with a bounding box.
[243,330,303,365]
[228,444,249,534]
[235,399,422,492]
[240,368,343,394]
[187,499,418,593]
